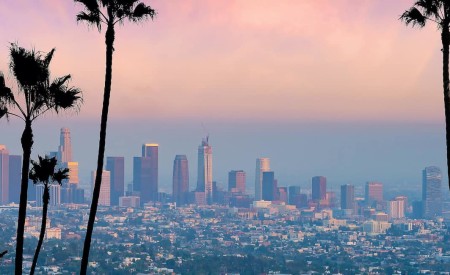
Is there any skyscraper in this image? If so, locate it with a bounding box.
[262,171,276,201]
[8,155,21,203]
[228,170,246,193]
[133,144,158,203]
[365,182,383,207]
[255,158,270,200]
[106,156,125,206]
[58,128,73,163]
[312,176,327,202]
[388,198,405,219]
[197,137,212,204]
[340,184,354,210]
[288,186,301,205]
[422,166,442,218]
[61,162,79,204]
[92,170,111,207]
[0,145,9,204]
[173,155,189,206]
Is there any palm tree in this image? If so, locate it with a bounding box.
[29,156,69,275]
[400,0,450,189]
[74,1,155,273]
[0,44,82,274]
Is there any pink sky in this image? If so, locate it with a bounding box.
[0,0,443,122]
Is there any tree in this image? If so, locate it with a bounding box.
[73,1,155,273]
[0,44,82,274]
[400,0,450,189]
[29,156,69,275]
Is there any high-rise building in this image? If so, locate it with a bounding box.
[422,166,442,218]
[262,171,276,201]
[8,155,21,203]
[49,185,61,206]
[173,155,189,206]
[228,170,246,193]
[365,182,383,207]
[0,145,9,204]
[197,137,212,204]
[133,144,158,203]
[106,156,125,206]
[92,170,111,206]
[340,184,354,210]
[312,176,327,202]
[388,198,405,219]
[278,187,288,203]
[288,186,301,205]
[255,158,270,200]
[58,128,73,163]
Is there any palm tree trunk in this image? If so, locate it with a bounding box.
[15,120,33,275]
[30,186,49,275]
[80,20,115,275]
[442,23,450,191]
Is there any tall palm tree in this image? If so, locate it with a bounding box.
[400,0,450,189]
[74,1,155,273]
[29,156,69,275]
[0,44,82,274]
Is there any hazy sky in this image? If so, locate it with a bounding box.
[0,0,447,196]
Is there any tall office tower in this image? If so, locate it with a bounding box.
[278,187,288,203]
[288,186,301,205]
[60,162,79,204]
[106,156,125,206]
[50,185,61,206]
[365,182,383,207]
[92,170,111,206]
[35,185,44,207]
[422,166,442,218]
[255,158,270,200]
[58,128,73,162]
[173,155,189,206]
[64,162,79,185]
[8,155,21,203]
[312,176,327,202]
[228,170,246,193]
[0,145,9,204]
[197,137,212,204]
[262,171,276,201]
[388,198,405,219]
[133,143,158,204]
[340,184,355,210]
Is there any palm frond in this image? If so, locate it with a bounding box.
[400,7,427,27]
[77,11,102,30]
[29,156,67,186]
[74,0,100,13]
[9,44,49,89]
[49,75,83,112]
[53,168,70,186]
[131,2,156,22]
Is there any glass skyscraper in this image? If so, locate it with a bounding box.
[197,137,212,204]
[422,166,442,218]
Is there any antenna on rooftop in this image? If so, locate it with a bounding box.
[201,122,209,144]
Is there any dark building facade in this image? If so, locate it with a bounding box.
[262,171,276,201]
[422,166,442,218]
[312,176,327,202]
[8,155,21,203]
[228,170,246,193]
[173,155,189,206]
[341,184,354,210]
[106,156,125,206]
[133,144,158,204]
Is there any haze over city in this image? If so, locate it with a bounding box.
[0,0,447,192]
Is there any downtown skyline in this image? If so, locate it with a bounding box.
[0,0,448,196]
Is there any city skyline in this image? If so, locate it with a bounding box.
[0,0,449,195]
